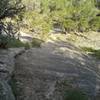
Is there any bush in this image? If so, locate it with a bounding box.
[64,89,88,100]
[0,34,44,49]
[0,0,24,19]
[0,35,8,49]
[81,47,100,59]
[0,35,29,49]
[89,17,100,31]
[31,38,44,47]
[7,38,28,48]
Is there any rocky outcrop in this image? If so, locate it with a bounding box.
[0,48,25,100]
[0,41,100,100]
[13,41,100,100]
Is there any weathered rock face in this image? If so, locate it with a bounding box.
[0,42,99,100]
[0,48,25,100]
[0,81,15,100]
[13,41,100,100]
[0,50,14,81]
[0,48,25,80]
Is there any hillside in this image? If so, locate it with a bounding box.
[0,0,100,100]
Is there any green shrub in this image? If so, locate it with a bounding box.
[92,50,100,59]
[17,0,100,33]
[56,80,89,100]
[89,17,100,31]
[64,89,88,100]
[81,47,95,52]
[31,38,44,47]
[0,34,45,49]
[81,47,100,59]
[0,35,29,49]
[63,19,76,32]
[0,35,8,49]
[7,38,29,48]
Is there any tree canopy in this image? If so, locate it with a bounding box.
[20,0,100,33]
[0,0,24,19]
[0,0,100,34]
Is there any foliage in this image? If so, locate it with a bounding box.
[89,16,100,31]
[93,50,100,59]
[0,0,24,19]
[0,0,9,18]
[81,47,100,59]
[0,35,8,48]
[0,34,44,49]
[18,0,100,34]
[0,0,99,34]
[21,11,51,40]
[64,89,88,100]
[0,0,100,48]
[7,37,27,48]
[0,0,26,49]
[31,38,44,47]
[56,80,89,100]
[0,35,28,49]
